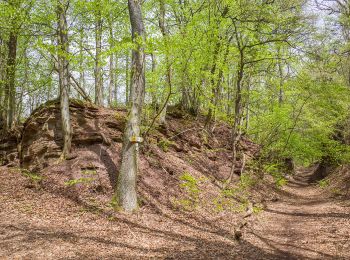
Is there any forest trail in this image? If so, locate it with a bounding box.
[1,166,350,259]
[245,167,350,259]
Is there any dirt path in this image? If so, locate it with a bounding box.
[1,166,350,259]
[245,168,350,259]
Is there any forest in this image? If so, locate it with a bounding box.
[0,0,350,259]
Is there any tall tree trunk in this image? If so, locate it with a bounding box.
[79,26,85,98]
[117,0,146,212]
[0,36,6,128]
[94,5,103,106]
[205,6,230,128]
[277,47,284,105]
[108,25,115,107]
[205,35,231,129]
[226,51,245,185]
[158,0,171,125]
[5,31,18,130]
[150,53,157,109]
[125,51,130,105]
[17,47,28,124]
[114,54,118,104]
[57,0,72,159]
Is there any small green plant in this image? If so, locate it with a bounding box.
[172,172,201,211]
[318,179,330,188]
[82,169,97,175]
[109,194,120,210]
[239,173,256,189]
[158,138,174,152]
[19,169,44,189]
[264,163,288,188]
[274,176,288,188]
[221,188,238,197]
[253,204,264,214]
[330,188,342,196]
[114,112,126,121]
[64,177,94,186]
[179,172,200,196]
[21,169,43,183]
[212,196,237,213]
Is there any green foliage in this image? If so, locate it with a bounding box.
[249,63,350,166]
[109,194,120,210]
[158,138,174,152]
[264,163,288,188]
[21,169,43,184]
[179,172,201,197]
[330,188,343,196]
[82,169,97,175]
[318,179,330,189]
[64,177,94,186]
[239,173,256,189]
[172,172,201,211]
[253,204,264,214]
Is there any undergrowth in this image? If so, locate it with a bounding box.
[264,163,288,188]
[172,171,260,215]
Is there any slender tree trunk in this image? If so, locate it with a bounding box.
[117,0,146,212]
[0,36,6,127]
[109,53,114,107]
[227,51,245,185]
[114,54,118,104]
[125,51,130,105]
[205,6,229,127]
[79,26,85,98]
[205,35,231,128]
[94,5,103,106]
[108,26,115,107]
[17,47,28,124]
[150,53,157,109]
[57,0,72,159]
[4,31,18,130]
[277,47,284,105]
[158,0,171,125]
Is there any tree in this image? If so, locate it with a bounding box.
[57,0,72,159]
[94,0,103,106]
[117,0,146,212]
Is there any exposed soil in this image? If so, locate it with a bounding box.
[1,102,350,259]
[1,166,350,259]
[244,167,350,259]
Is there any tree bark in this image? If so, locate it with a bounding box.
[158,0,171,125]
[117,0,146,212]
[79,26,86,98]
[108,25,115,107]
[226,50,245,185]
[125,51,130,105]
[94,4,103,106]
[0,36,5,128]
[4,31,18,130]
[57,0,72,159]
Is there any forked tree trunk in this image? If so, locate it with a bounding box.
[117,0,146,212]
[57,0,72,159]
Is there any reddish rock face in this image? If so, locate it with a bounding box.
[0,99,261,211]
[0,100,126,171]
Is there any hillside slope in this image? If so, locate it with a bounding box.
[3,101,349,259]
